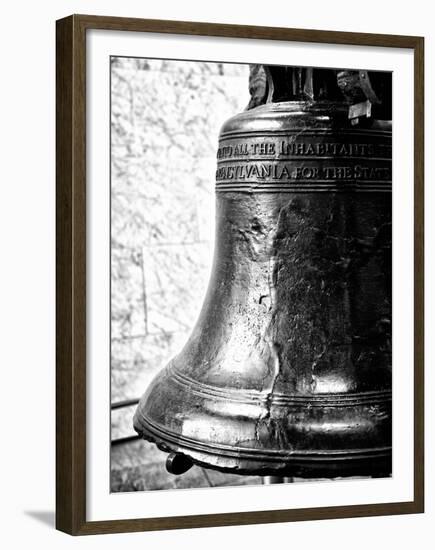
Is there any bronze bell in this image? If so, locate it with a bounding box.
[134,66,392,479]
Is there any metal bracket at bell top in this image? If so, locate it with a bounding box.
[263,65,388,127]
[349,99,373,125]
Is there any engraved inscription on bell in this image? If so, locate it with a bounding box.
[215,131,392,191]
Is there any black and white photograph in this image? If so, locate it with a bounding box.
[2,1,429,545]
[110,58,393,493]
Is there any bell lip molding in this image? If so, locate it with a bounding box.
[56,14,424,535]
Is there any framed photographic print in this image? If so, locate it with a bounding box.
[56,14,424,535]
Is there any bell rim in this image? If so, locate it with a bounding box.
[134,412,392,478]
[133,358,392,472]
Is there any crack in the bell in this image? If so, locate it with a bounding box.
[255,252,284,442]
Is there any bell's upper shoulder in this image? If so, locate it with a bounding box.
[219,101,390,138]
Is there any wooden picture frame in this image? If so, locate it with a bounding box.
[56,14,424,535]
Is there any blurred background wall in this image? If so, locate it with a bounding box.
[110,57,259,491]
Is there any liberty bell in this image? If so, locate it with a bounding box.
[134,65,392,479]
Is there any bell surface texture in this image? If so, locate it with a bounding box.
[134,67,392,479]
